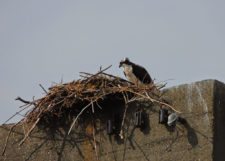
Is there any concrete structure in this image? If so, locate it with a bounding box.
[0,79,225,161]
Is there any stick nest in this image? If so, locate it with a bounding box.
[1,66,181,156]
[10,66,178,146]
[24,71,159,127]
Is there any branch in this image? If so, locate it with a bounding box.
[15,97,31,104]
[102,72,132,84]
[2,121,22,156]
[92,120,99,161]
[82,65,112,83]
[68,101,94,135]
[145,92,181,113]
[39,84,48,94]
[3,106,29,125]
[119,92,129,139]
[127,90,181,113]
[15,97,36,106]
[19,117,40,146]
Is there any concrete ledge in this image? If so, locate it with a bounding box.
[0,79,224,161]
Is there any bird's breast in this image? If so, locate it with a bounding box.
[123,65,140,84]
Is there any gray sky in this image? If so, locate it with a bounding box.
[1,0,225,124]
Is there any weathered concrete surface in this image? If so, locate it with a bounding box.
[213,80,225,161]
[0,79,224,161]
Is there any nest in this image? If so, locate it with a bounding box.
[2,66,179,153]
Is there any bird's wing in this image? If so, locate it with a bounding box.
[132,64,152,84]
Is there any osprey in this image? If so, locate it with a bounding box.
[119,58,153,85]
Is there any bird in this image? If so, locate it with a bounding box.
[119,58,153,85]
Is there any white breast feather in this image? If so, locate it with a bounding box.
[122,64,142,85]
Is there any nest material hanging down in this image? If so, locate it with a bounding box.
[7,66,179,147]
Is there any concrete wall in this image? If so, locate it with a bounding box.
[213,81,225,161]
[0,79,224,161]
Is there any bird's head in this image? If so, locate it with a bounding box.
[119,57,130,68]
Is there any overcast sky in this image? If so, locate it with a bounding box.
[1,0,225,124]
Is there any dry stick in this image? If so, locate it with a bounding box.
[95,101,103,109]
[46,92,75,111]
[3,106,30,125]
[80,65,112,83]
[88,65,112,77]
[67,92,110,135]
[79,74,89,79]
[80,71,131,84]
[2,121,22,156]
[92,120,99,161]
[127,96,143,103]
[19,117,40,146]
[68,101,94,135]
[119,92,129,139]
[145,91,181,113]
[15,97,39,107]
[129,90,181,113]
[102,72,132,83]
[91,100,95,113]
[79,72,93,76]
[156,83,167,89]
[15,97,32,104]
[39,84,48,94]
[144,92,181,113]
[79,65,111,77]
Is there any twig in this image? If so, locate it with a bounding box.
[145,92,181,113]
[79,72,93,76]
[67,93,110,136]
[83,65,112,83]
[15,97,39,106]
[68,101,94,135]
[119,92,129,139]
[127,90,181,113]
[91,100,95,113]
[39,84,48,94]
[92,119,99,161]
[2,121,21,156]
[80,71,131,84]
[95,101,102,109]
[127,96,142,103]
[19,117,40,146]
[3,106,29,125]
[15,97,31,104]
[155,83,167,89]
[79,74,89,79]
[102,72,132,84]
